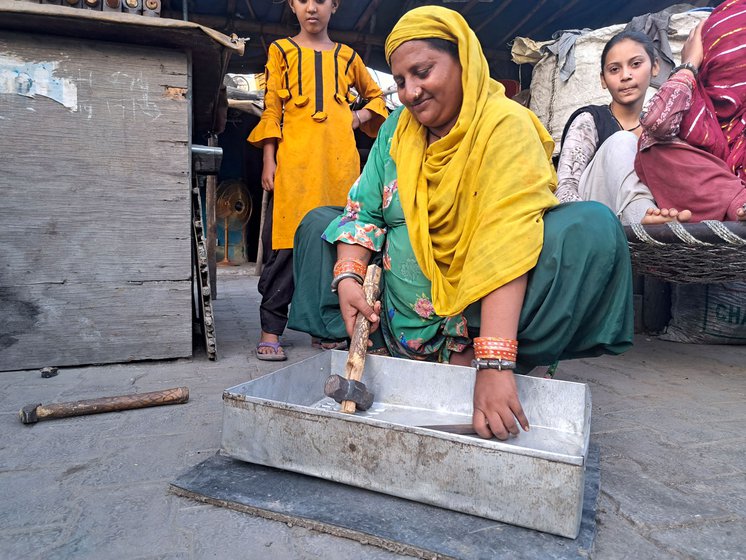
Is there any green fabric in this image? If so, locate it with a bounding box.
[289,201,634,372]
[288,110,633,368]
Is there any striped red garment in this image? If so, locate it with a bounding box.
[680,0,746,182]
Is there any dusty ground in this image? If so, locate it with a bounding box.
[1,266,744,559]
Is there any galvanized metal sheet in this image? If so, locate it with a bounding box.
[221,351,591,538]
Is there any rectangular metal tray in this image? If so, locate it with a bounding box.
[221,351,591,538]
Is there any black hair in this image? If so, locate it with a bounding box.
[600,31,656,71]
[422,37,459,60]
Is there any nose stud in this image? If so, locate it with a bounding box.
[413,88,422,101]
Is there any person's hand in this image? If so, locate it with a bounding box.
[337,277,381,341]
[681,20,705,70]
[352,109,371,131]
[472,369,529,440]
[261,160,276,192]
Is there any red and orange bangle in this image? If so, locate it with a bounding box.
[330,257,367,293]
[473,336,518,362]
[333,257,367,280]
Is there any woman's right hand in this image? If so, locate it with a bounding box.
[261,160,277,192]
[337,277,381,339]
[681,20,705,70]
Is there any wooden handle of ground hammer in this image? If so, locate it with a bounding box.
[341,265,382,413]
[19,387,189,424]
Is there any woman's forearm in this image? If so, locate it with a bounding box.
[640,76,693,140]
[262,139,277,163]
[336,243,373,265]
[479,274,527,339]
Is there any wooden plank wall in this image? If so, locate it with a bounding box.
[0,31,192,371]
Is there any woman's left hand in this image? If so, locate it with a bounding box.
[472,369,529,440]
[682,20,705,70]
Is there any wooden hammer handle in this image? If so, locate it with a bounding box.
[21,387,189,424]
[341,265,382,413]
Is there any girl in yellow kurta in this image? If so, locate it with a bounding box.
[248,0,387,360]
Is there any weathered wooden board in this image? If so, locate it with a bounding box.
[0,31,193,371]
[1,282,192,368]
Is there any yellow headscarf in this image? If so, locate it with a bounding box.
[385,6,558,317]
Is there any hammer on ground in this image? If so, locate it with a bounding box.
[19,387,189,425]
[324,264,382,413]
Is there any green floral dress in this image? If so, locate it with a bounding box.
[289,108,635,371]
[322,111,469,362]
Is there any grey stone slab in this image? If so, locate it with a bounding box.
[593,493,676,560]
[679,438,746,479]
[63,434,194,488]
[0,468,82,531]
[0,525,69,559]
[170,444,602,560]
[0,419,105,471]
[174,502,403,560]
[600,402,746,447]
[128,554,189,560]
[600,457,730,528]
[672,474,746,518]
[42,483,186,560]
[649,519,746,560]
[592,428,739,485]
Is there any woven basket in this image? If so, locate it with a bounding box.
[624,221,746,284]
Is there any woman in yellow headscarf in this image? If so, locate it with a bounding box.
[289,6,633,439]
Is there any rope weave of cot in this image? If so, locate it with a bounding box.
[623,220,746,284]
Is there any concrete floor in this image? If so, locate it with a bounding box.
[1,266,744,560]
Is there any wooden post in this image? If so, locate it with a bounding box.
[254,190,269,276]
[206,134,218,299]
[643,276,671,334]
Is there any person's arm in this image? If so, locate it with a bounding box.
[640,22,703,140]
[325,115,397,338]
[639,75,694,140]
[349,54,388,137]
[248,44,285,188]
[261,139,277,192]
[472,275,530,440]
[555,112,598,203]
[335,245,380,338]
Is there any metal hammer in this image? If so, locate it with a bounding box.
[19,387,189,425]
[324,375,374,411]
[324,264,382,413]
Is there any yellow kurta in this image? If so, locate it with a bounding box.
[248,39,387,249]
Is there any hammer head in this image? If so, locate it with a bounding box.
[324,375,374,411]
[19,404,41,424]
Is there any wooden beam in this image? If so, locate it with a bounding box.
[162,11,511,66]
[474,0,513,34]
[355,0,383,32]
[496,0,548,47]
[242,0,268,54]
[164,11,386,47]
[224,0,237,33]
